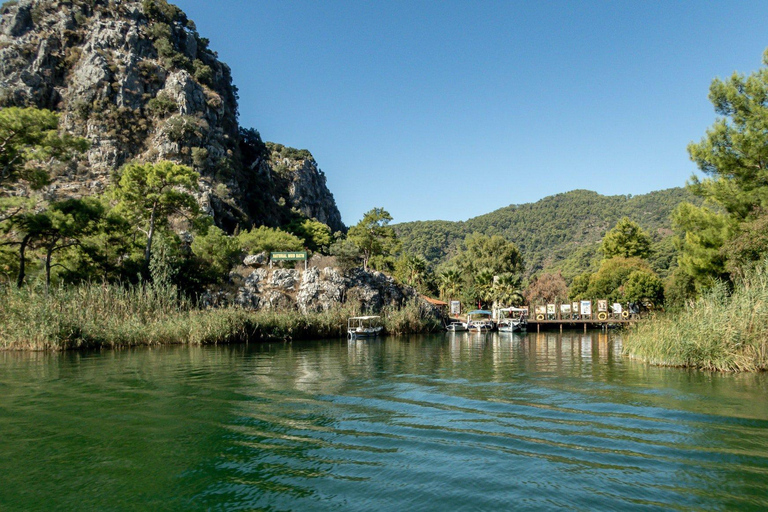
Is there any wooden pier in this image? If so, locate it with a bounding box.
[527,317,637,333]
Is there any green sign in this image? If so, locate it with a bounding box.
[271,251,307,261]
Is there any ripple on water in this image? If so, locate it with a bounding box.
[1,335,767,511]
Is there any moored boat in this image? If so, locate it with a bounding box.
[347,316,383,338]
[496,307,528,332]
[466,310,495,331]
[446,321,468,332]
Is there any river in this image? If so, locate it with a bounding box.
[1,331,767,511]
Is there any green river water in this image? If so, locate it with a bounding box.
[1,331,767,511]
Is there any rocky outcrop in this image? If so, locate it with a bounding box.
[220,264,423,314]
[0,0,344,232]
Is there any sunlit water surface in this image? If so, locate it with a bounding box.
[1,331,767,511]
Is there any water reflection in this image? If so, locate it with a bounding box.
[1,333,767,511]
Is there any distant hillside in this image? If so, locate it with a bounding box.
[393,188,700,279]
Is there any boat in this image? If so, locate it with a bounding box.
[495,307,528,332]
[466,310,495,331]
[347,316,383,338]
[446,320,468,332]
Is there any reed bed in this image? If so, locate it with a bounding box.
[623,263,768,372]
[0,283,441,351]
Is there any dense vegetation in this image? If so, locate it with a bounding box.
[395,188,698,280]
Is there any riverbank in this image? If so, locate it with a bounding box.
[623,263,768,372]
[0,283,442,351]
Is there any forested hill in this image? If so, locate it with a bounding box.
[393,188,700,277]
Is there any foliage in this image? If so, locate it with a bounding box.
[190,225,240,282]
[347,208,400,271]
[237,225,304,255]
[673,48,768,289]
[525,272,568,305]
[720,208,768,279]
[623,259,768,371]
[623,270,664,306]
[687,49,768,221]
[267,142,313,162]
[395,188,697,277]
[571,257,658,303]
[110,160,199,271]
[393,253,432,294]
[286,216,332,253]
[0,107,88,190]
[328,237,360,270]
[672,202,734,290]
[451,233,523,277]
[601,217,652,259]
[239,127,267,165]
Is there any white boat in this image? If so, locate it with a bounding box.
[347,316,383,338]
[466,310,495,331]
[496,307,528,332]
[446,321,468,332]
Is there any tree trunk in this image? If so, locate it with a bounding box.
[16,233,31,288]
[144,202,158,271]
[45,243,54,291]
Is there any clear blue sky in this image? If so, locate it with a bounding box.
[173,0,768,226]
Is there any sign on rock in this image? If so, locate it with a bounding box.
[271,251,307,261]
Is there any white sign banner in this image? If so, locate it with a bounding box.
[580,300,592,316]
[450,301,461,315]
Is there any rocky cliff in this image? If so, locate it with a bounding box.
[0,0,344,232]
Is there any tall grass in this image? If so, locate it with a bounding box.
[623,261,768,372]
[0,283,442,351]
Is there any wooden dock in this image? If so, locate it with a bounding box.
[527,317,637,333]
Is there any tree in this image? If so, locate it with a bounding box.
[111,161,199,271]
[687,49,768,221]
[438,269,462,302]
[623,270,664,307]
[525,272,568,305]
[347,207,400,271]
[601,217,652,259]
[674,48,768,288]
[0,107,88,191]
[237,225,304,255]
[672,202,734,289]
[492,273,525,307]
[286,216,332,253]
[33,199,104,288]
[454,233,524,277]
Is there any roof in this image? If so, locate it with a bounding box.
[420,295,448,306]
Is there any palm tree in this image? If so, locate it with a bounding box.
[493,273,525,307]
[439,269,462,301]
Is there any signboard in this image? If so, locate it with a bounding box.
[580,300,592,316]
[450,301,461,316]
[546,304,556,315]
[612,303,623,314]
[560,304,571,314]
[572,301,579,314]
[271,251,307,261]
[597,299,608,312]
[534,305,546,316]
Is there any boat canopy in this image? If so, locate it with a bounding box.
[348,316,381,320]
[497,307,528,313]
[467,310,492,315]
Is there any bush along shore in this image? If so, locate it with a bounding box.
[623,261,768,372]
[0,283,442,351]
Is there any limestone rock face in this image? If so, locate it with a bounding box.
[225,265,420,314]
[0,0,344,232]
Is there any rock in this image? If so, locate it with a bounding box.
[269,269,298,290]
[0,0,344,232]
[243,252,268,267]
